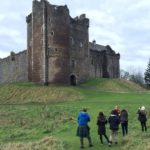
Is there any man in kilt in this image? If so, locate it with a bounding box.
[77,108,93,149]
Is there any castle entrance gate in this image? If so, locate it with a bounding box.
[70,75,76,85]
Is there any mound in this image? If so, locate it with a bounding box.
[80,78,146,92]
[0,82,83,104]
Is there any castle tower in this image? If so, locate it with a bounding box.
[26,0,70,84]
[26,0,90,85]
[69,14,90,85]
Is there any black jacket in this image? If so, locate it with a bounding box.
[108,114,120,131]
[138,111,147,122]
[97,116,107,135]
[120,110,128,123]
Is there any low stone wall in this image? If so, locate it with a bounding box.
[0,50,28,84]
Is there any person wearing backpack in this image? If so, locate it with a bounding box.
[97,112,110,146]
[120,109,128,136]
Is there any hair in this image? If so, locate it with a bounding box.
[111,110,117,115]
[99,112,104,116]
[121,109,127,112]
[82,108,87,112]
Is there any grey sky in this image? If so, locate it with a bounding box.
[0,0,150,74]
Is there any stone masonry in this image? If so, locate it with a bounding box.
[0,0,120,85]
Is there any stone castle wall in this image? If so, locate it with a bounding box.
[89,43,120,79]
[0,0,120,85]
[0,51,28,84]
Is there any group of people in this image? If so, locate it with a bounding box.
[76,106,147,149]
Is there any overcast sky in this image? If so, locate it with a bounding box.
[0,0,150,74]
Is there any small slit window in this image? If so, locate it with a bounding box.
[71,60,75,68]
[91,59,94,65]
[70,37,74,45]
[51,31,54,36]
[41,25,44,33]
[80,42,83,48]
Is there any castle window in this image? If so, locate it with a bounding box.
[80,42,83,48]
[41,25,44,33]
[91,59,94,65]
[48,18,51,23]
[55,48,58,52]
[10,51,15,61]
[51,31,54,36]
[54,6,58,10]
[70,37,74,45]
[11,57,15,61]
[71,60,75,68]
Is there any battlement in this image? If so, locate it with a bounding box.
[0,50,27,63]
[32,0,69,13]
[70,14,89,27]
[26,13,32,23]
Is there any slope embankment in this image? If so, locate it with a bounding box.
[0,79,148,104]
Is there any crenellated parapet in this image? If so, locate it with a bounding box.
[70,14,89,28]
[26,13,32,23]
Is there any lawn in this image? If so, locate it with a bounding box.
[0,79,150,150]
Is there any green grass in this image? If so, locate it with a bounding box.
[0,79,150,150]
[0,81,83,104]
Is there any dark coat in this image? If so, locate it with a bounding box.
[97,116,107,135]
[108,114,120,131]
[138,111,147,122]
[120,110,128,124]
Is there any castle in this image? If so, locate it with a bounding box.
[0,0,120,85]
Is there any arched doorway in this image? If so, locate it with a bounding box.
[70,75,76,85]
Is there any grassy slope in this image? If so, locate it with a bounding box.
[0,79,150,150]
[80,78,146,92]
[0,82,83,104]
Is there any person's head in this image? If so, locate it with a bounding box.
[99,112,104,116]
[111,110,118,115]
[115,105,119,110]
[82,107,87,112]
[121,109,126,112]
[141,106,145,111]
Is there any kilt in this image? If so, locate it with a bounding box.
[76,126,90,138]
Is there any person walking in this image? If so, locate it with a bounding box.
[76,108,93,149]
[108,110,120,146]
[97,112,110,145]
[137,106,147,132]
[120,109,128,136]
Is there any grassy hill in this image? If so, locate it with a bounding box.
[80,78,146,92]
[0,79,150,150]
[0,78,147,104]
[0,82,83,104]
